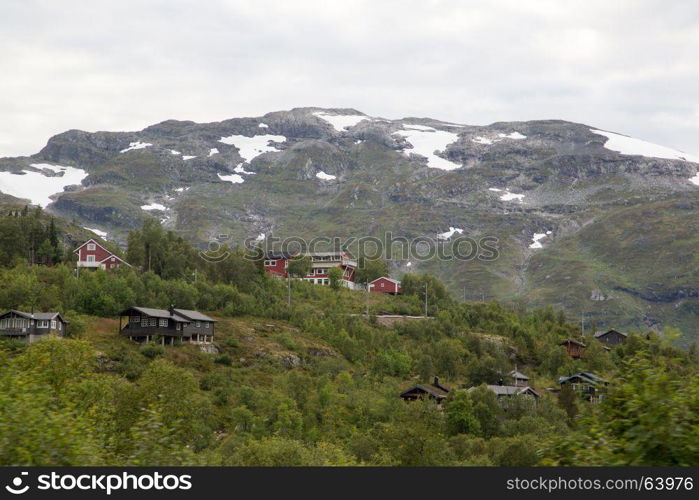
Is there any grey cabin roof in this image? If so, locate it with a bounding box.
[468,384,540,398]
[400,383,449,399]
[594,329,627,338]
[120,306,216,323]
[509,370,529,380]
[0,310,65,322]
[173,308,217,322]
[558,371,607,386]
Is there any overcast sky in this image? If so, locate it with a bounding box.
[1,0,698,157]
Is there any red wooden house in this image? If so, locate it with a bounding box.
[263,251,358,288]
[74,239,130,270]
[369,276,402,295]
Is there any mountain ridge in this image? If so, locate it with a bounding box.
[0,107,697,341]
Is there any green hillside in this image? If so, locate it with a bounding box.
[0,217,697,466]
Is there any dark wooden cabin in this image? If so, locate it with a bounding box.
[0,310,67,343]
[400,376,450,405]
[594,329,628,346]
[118,306,216,345]
[558,372,608,403]
[559,339,586,359]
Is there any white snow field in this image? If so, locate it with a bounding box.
[316,171,336,180]
[217,173,245,184]
[313,112,368,131]
[690,172,699,186]
[120,141,152,153]
[84,227,108,238]
[218,134,286,164]
[529,233,547,249]
[472,131,526,145]
[234,164,255,175]
[437,227,464,240]
[182,155,196,161]
[0,163,88,207]
[488,187,525,202]
[394,126,461,171]
[141,203,166,211]
[590,129,699,163]
[258,123,269,128]
[208,148,219,157]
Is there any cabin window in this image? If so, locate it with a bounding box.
[204,322,209,328]
[51,320,57,329]
[58,322,62,330]
[87,243,96,251]
[324,279,329,285]
[141,317,149,327]
[176,323,181,331]
[195,321,201,328]
[159,319,168,327]
[149,318,157,327]
[380,282,385,287]
[130,316,140,323]
[111,257,115,262]
[37,320,49,328]
[87,255,96,262]
[264,260,276,266]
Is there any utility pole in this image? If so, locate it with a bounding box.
[193,269,198,282]
[365,281,370,316]
[287,273,291,307]
[581,312,585,338]
[424,283,428,317]
[481,289,485,302]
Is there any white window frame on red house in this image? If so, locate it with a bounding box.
[87,243,96,251]
[87,255,96,263]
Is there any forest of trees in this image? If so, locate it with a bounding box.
[0,209,697,466]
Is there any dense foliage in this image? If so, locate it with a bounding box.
[0,213,697,466]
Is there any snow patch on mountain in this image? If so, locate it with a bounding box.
[394,127,461,171]
[489,187,525,202]
[234,164,255,175]
[316,171,336,181]
[472,131,526,145]
[170,150,181,155]
[313,112,368,132]
[120,141,152,153]
[218,134,286,164]
[208,148,219,157]
[529,230,553,249]
[84,227,108,239]
[141,203,166,211]
[437,227,463,240]
[218,173,245,184]
[0,163,88,207]
[690,172,699,186]
[182,155,196,161]
[258,123,269,128]
[590,129,699,163]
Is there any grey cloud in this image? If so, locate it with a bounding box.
[1,0,698,156]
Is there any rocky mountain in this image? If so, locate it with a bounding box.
[1,107,698,342]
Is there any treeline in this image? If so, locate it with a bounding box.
[0,205,63,266]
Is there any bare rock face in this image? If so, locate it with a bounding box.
[590,290,607,301]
